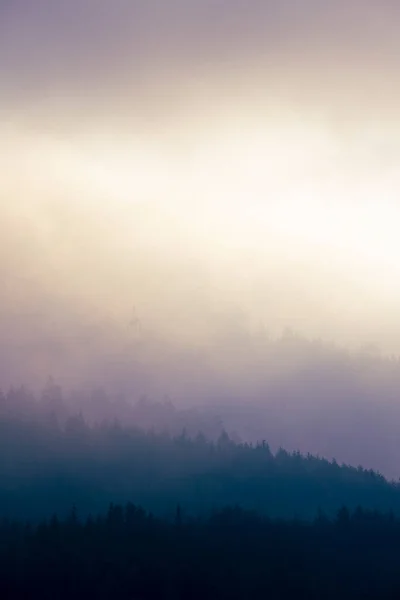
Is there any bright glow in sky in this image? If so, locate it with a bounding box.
[1,0,400,390]
[4,117,400,292]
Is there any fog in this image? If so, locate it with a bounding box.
[2,116,400,389]
[1,0,400,478]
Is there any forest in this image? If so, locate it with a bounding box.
[1,502,400,598]
[0,382,399,523]
[2,381,400,597]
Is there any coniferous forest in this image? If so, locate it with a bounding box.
[0,383,399,522]
[2,385,400,597]
[2,502,400,598]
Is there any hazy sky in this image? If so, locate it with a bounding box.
[1,1,400,388]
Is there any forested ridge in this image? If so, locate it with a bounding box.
[2,382,400,597]
[0,383,399,521]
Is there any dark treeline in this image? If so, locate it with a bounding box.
[1,502,400,599]
[0,385,400,521]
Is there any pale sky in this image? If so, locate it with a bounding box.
[1,0,400,388]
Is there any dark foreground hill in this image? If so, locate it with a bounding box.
[1,503,400,599]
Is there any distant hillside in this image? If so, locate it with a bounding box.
[0,390,399,521]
